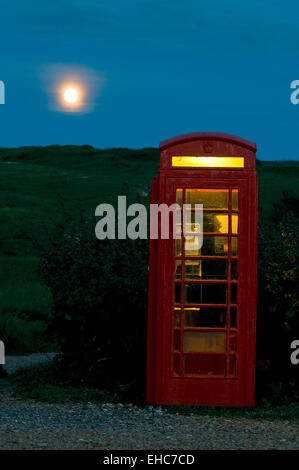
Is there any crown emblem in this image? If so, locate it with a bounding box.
[203,142,213,153]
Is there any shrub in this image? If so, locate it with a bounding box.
[0,312,48,353]
[37,211,149,395]
[257,191,299,403]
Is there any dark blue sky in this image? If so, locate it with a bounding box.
[1,0,299,160]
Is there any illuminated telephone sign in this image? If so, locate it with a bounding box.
[147,132,258,406]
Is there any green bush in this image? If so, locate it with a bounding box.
[0,312,48,353]
[257,191,299,403]
[37,211,149,395]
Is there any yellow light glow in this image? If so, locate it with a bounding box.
[172,156,244,168]
[178,214,238,234]
[57,81,85,112]
[232,215,238,234]
[207,215,238,234]
[41,64,103,114]
[214,215,228,233]
[174,307,200,311]
[64,87,79,104]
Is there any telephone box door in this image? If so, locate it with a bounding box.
[158,177,255,406]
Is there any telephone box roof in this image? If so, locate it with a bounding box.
[159,132,257,153]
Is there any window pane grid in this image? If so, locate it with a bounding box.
[182,280,231,284]
[173,188,238,378]
[175,256,238,260]
[226,189,232,375]
[179,188,186,376]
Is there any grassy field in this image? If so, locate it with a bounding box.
[0,145,298,353]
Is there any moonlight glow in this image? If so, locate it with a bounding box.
[64,87,79,104]
[41,64,103,113]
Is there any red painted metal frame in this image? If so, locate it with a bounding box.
[147,132,258,406]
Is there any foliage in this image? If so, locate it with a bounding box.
[36,207,149,394]
[0,314,49,354]
[257,191,299,403]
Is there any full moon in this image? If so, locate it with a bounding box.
[64,87,79,104]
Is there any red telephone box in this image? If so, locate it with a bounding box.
[147,132,258,406]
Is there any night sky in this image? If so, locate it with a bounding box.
[1,0,299,160]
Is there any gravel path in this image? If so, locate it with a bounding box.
[3,352,57,375]
[0,355,298,450]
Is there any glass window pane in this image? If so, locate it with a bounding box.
[232,215,238,234]
[185,260,202,279]
[184,235,202,256]
[230,307,237,328]
[174,330,181,352]
[228,355,236,376]
[184,331,226,352]
[184,307,226,327]
[175,260,182,279]
[175,220,182,236]
[231,283,237,304]
[176,188,183,207]
[175,238,182,256]
[185,283,227,304]
[172,156,244,168]
[231,237,238,256]
[202,260,227,280]
[185,260,227,280]
[186,189,228,209]
[175,283,181,303]
[184,212,228,234]
[174,308,181,327]
[183,219,202,234]
[232,190,238,210]
[183,354,226,376]
[229,333,237,352]
[185,236,228,257]
[231,260,238,280]
[203,213,228,233]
